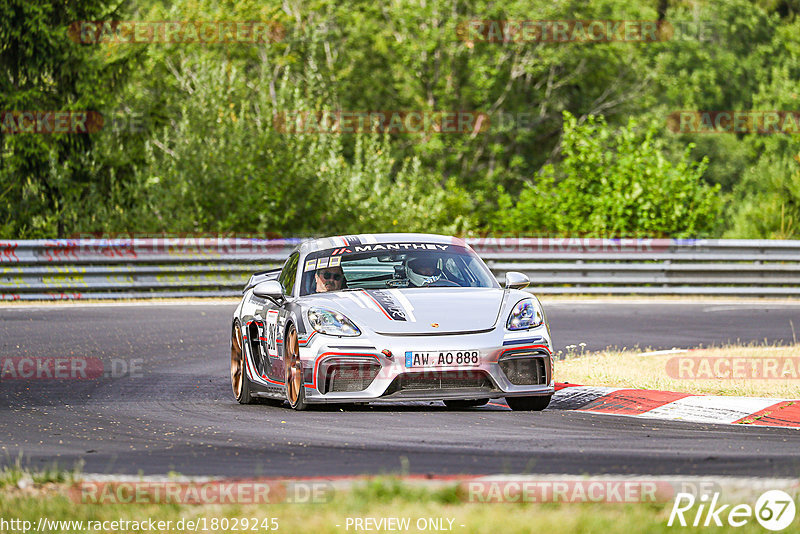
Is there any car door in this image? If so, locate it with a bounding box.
[261,251,299,383]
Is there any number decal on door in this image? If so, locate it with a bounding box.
[265,310,279,358]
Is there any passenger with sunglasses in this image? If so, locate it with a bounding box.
[315,265,345,293]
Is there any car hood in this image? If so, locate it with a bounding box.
[298,288,508,335]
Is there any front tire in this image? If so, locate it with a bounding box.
[506,395,551,411]
[231,322,255,404]
[284,324,309,410]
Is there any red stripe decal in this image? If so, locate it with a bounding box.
[261,373,284,386]
[733,401,800,428]
[243,347,254,381]
[298,331,316,345]
[362,290,392,320]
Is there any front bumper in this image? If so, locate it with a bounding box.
[298,327,554,404]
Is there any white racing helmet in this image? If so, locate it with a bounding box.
[406,257,442,286]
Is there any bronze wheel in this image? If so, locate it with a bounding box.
[231,324,243,398]
[231,322,254,404]
[284,325,308,410]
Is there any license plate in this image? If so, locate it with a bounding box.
[404,350,480,368]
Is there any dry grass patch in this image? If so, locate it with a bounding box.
[0,476,786,534]
[557,344,800,398]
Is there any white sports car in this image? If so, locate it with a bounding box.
[230,233,554,410]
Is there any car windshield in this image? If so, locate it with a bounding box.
[299,243,498,296]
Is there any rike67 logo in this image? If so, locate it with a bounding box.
[668,490,797,531]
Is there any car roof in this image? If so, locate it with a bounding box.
[299,233,468,255]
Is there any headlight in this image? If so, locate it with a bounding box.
[307,308,361,337]
[506,299,544,330]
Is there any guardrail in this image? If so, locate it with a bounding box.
[1,237,800,299]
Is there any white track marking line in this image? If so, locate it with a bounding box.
[639,396,785,424]
[639,349,689,356]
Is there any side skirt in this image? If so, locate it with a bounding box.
[252,390,287,400]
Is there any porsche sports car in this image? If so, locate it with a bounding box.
[230,233,554,410]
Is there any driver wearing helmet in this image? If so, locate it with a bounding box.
[406,256,443,287]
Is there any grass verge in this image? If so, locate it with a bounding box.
[557,343,800,397]
[0,475,791,534]
[0,457,80,489]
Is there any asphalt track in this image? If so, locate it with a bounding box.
[1,300,799,478]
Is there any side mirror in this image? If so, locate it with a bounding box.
[504,271,529,290]
[253,280,285,300]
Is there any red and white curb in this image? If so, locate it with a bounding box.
[548,383,800,429]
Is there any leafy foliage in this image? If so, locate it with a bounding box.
[122,54,475,235]
[0,0,134,237]
[493,112,721,237]
[1,0,799,238]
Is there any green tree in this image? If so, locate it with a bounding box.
[126,53,475,235]
[0,0,132,237]
[6,0,800,239]
[492,112,721,237]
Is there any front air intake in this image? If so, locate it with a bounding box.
[321,361,381,393]
[498,353,549,385]
[385,370,494,393]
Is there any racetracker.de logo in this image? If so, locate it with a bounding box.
[71,480,332,504]
[0,235,299,264]
[1,111,103,134]
[0,357,142,380]
[456,20,674,43]
[666,356,800,380]
[667,111,800,134]
[273,111,490,134]
[68,21,285,44]
[466,237,673,254]
[462,480,676,503]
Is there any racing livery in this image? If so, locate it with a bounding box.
[230,233,554,410]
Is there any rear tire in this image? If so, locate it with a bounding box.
[231,322,255,404]
[443,398,489,409]
[506,395,551,411]
[284,324,309,411]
